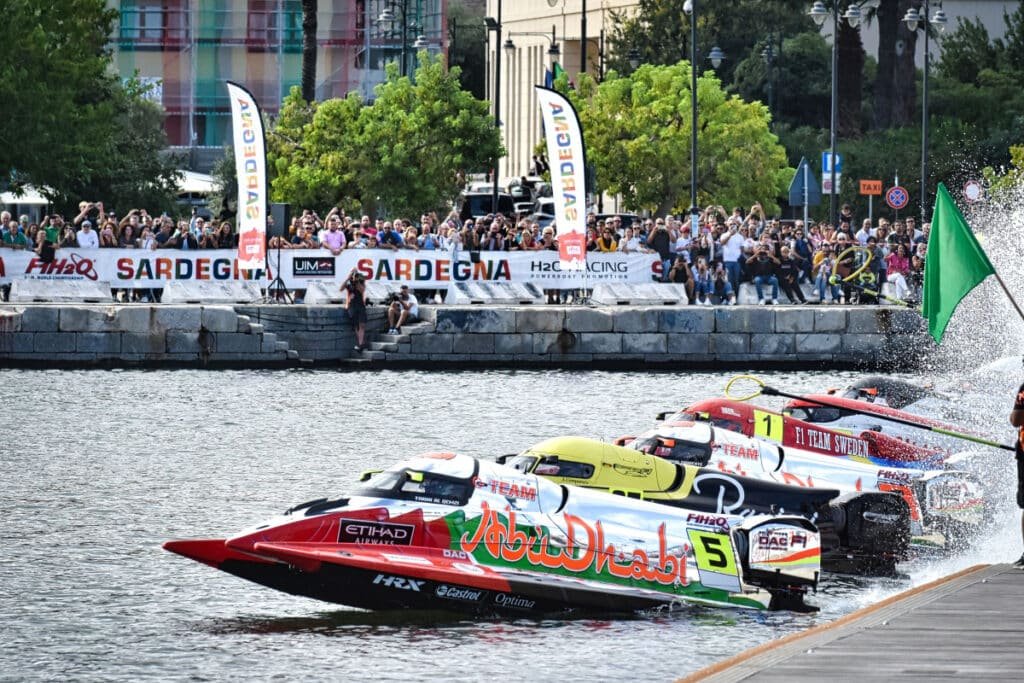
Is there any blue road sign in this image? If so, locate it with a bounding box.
[822,151,843,174]
[789,157,822,207]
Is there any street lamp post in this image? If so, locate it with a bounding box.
[683,0,724,231]
[485,5,502,215]
[761,41,775,122]
[378,0,425,78]
[809,1,862,223]
[903,2,948,222]
[503,26,561,71]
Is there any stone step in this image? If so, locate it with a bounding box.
[369,341,399,352]
[275,341,290,352]
[286,349,299,360]
[373,333,410,344]
[356,350,386,360]
[235,315,251,333]
[247,323,265,335]
[403,323,433,335]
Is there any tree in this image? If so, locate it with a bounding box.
[937,17,998,84]
[301,0,318,102]
[268,54,502,217]
[447,0,486,99]
[564,63,791,215]
[733,32,831,130]
[604,0,814,87]
[207,147,237,221]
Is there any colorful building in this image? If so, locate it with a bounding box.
[111,0,446,160]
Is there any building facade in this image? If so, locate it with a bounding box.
[111,0,446,158]
[489,0,1017,183]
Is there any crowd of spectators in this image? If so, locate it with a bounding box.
[1,198,929,307]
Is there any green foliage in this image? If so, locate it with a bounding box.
[207,147,237,221]
[268,54,501,217]
[564,62,791,215]
[0,0,178,212]
[937,17,998,83]
[983,145,1024,200]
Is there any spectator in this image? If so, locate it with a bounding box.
[378,222,403,250]
[418,222,439,250]
[154,219,175,248]
[216,221,236,249]
[99,221,117,248]
[174,223,199,250]
[647,219,672,281]
[198,224,219,249]
[321,216,346,255]
[710,264,737,305]
[402,226,420,250]
[908,253,925,301]
[746,244,780,304]
[619,226,642,253]
[58,223,78,248]
[855,219,872,246]
[1,220,31,249]
[690,257,714,306]
[777,245,807,304]
[885,243,912,302]
[597,226,618,252]
[480,222,505,251]
[386,284,418,334]
[118,223,137,248]
[77,220,99,249]
[814,244,842,304]
[719,219,744,291]
[138,226,157,250]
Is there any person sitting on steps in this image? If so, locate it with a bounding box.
[387,285,419,335]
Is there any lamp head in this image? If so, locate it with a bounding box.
[843,5,862,28]
[809,1,828,27]
[708,46,725,69]
[902,7,921,32]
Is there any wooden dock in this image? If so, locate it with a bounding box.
[686,564,1024,681]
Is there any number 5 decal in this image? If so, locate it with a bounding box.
[753,410,783,442]
[687,530,738,576]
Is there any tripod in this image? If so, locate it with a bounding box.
[265,237,291,303]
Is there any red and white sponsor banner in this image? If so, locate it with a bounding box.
[226,81,268,270]
[536,86,588,271]
[0,249,658,290]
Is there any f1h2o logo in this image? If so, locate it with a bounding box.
[373,574,424,591]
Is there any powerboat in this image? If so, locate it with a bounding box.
[500,436,909,576]
[623,419,987,549]
[165,453,821,615]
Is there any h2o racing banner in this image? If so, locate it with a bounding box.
[536,86,588,271]
[0,249,657,290]
[226,81,268,271]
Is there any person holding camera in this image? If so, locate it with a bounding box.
[746,244,781,305]
[341,268,368,351]
[386,284,419,335]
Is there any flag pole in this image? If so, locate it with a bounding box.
[992,271,1024,325]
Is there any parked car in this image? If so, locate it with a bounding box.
[459,191,516,221]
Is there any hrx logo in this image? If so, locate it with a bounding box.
[373,574,424,591]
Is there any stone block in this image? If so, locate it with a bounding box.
[0,310,22,333]
[494,334,533,355]
[795,333,842,354]
[774,308,815,333]
[659,308,715,333]
[879,308,925,334]
[622,333,667,354]
[202,306,239,333]
[33,332,76,353]
[153,306,202,331]
[715,307,773,333]
[516,308,565,333]
[667,333,710,355]
[452,333,495,354]
[842,334,886,354]
[750,333,795,355]
[710,333,750,355]
[813,309,847,332]
[434,308,516,334]
[261,333,280,353]
[77,332,121,355]
[215,333,261,354]
[578,333,622,354]
[846,308,883,334]
[17,306,59,331]
[410,333,454,354]
[0,333,35,353]
[530,333,562,355]
[121,333,166,355]
[563,308,614,332]
[612,308,660,333]
[113,307,152,333]
[166,332,201,354]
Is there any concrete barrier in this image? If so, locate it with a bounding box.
[591,283,689,306]
[161,281,262,304]
[9,280,112,303]
[446,282,546,305]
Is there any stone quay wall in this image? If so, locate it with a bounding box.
[0,303,929,369]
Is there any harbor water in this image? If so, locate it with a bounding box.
[1,366,1020,682]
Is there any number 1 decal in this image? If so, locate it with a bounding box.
[753,410,783,442]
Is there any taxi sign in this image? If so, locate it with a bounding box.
[859,179,882,195]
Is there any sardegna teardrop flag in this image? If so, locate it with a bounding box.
[226,81,268,270]
[921,183,995,343]
[536,86,587,270]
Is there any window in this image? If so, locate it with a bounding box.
[533,457,595,479]
[247,0,302,52]
[119,1,172,46]
[631,437,710,467]
[353,469,472,506]
[503,455,538,474]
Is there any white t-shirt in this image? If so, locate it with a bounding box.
[619,236,641,252]
[404,292,419,318]
[77,228,99,249]
[720,230,744,261]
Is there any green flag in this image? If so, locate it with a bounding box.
[921,182,996,343]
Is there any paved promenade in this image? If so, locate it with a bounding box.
[686,564,1022,681]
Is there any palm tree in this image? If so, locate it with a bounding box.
[301,0,317,102]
